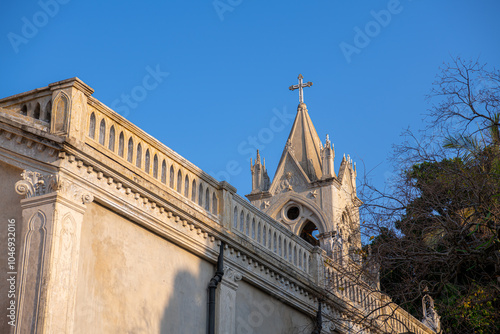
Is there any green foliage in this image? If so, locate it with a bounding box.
[366,58,500,334]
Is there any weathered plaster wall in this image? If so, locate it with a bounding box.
[74,202,214,334]
[235,280,312,334]
[0,161,23,333]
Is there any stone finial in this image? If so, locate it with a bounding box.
[250,150,270,193]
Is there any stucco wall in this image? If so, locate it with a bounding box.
[74,202,213,334]
[235,280,312,334]
[0,161,23,333]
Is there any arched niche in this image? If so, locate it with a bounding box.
[51,92,71,134]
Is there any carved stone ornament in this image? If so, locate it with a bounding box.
[285,139,295,155]
[15,170,94,205]
[422,293,441,333]
[15,170,58,198]
[223,266,242,283]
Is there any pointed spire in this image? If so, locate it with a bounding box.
[321,134,335,179]
[251,150,270,193]
[276,102,323,181]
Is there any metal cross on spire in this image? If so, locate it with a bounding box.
[289,74,313,104]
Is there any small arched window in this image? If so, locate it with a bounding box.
[118,132,125,157]
[184,176,189,197]
[268,229,272,249]
[273,233,277,253]
[89,112,96,139]
[177,170,182,193]
[262,226,267,246]
[233,207,238,228]
[153,155,159,178]
[212,192,217,214]
[145,149,150,173]
[169,166,175,188]
[127,138,134,163]
[251,219,255,239]
[239,211,244,232]
[246,214,250,236]
[198,184,203,206]
[257,222,261,243]
[99,119,106,145]
[205,188,210,211]
[161,160,167,183]
[191,180,196,202]
[44,101,52,122]
[54,95,69,133]
[136,144,142,168]
[278,236,282,256]
[108,126,115,151]
[33,103,40,119]
[21,105,27,116]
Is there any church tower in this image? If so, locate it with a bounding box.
[246,74,362,263]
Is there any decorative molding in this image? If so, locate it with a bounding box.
[15,170,94,205]
[224,265,243,284]
[16,210,47,334]
[15,170,57,198]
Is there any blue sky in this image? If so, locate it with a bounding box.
[1,0,499,198]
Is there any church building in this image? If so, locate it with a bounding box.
[0,76,439,333]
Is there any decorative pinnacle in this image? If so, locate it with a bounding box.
[289,74,313,104]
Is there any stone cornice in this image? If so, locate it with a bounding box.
[0,86,51,104]
[48,77,95,97]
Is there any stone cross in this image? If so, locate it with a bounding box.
[289,74,313,104]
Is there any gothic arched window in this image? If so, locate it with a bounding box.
[108,126,115,151]
[212,192,218,214]
[89,112,96,139]
[184,176,189,197]
[191,180,196,201]
[177,170,182,193]
[169,166,175,188]
[127,138,133,163]
[145,149,150,173]
[34,103,40,119]
[136,144,142,168]
[99,119,106,145]
[44,101,52,122]
[118,132,124,157]
[153,154,158,178]
[161,160,166,183]
[299,221,320,246]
